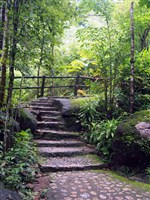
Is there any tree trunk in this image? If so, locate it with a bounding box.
[139,26,150,51]
[104,78,108,116]
[107,20,113,117]
[37,65,40,97]
[0,3,5,51]
[37,27,45,97]
[7,0,19,108]
[130,2,135,113]
[0,2,9,108]
[51,42,55,96]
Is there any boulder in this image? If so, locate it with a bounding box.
[0,188,22,200]
[0,111,20,132]
[0,111,20,148]
[0,182,22,199]
[52,98,81,131]
[135,122,150,137]
[16,108,37,133]
[112,110,150,169]
[52,98,71,115]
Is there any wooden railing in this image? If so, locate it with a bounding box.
[12,75,100,97]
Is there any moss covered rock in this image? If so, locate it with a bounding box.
[52,98,81,131]
[0,111,20,149]
[0,188,22,200]
[16,108,37,133]
[112,110,150,169]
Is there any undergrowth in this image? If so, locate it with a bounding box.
[78,99,120,162]
[0,130,38,199]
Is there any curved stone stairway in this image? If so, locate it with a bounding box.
[29,97,106,173]
[28,97,150,200]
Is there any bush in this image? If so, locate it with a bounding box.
[83,119,119,162]
[134,94,150,111]
[112,110,150,169]
[79,98,99,130]
[0,130,37,199]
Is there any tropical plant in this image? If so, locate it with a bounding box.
[0,130,37,198]
[84,118,119,161]
[96,119,119,158]
[146,167,150,182]
[79,99,99,129]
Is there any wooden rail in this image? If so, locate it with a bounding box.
[12,75,101,97]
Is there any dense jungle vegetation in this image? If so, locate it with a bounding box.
[0,0,150,198]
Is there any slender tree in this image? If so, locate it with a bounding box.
[130,1,135,113]
[7,0,20,107]
[0,1,9,108]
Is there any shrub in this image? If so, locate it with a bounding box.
[0,130,37,199]
[112,110,150,169]
[79,99,99,129]
[96,119,119,159]
[83,119,119,162]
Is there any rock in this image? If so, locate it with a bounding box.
[0,111,20,132]
[0,111,20,148]
[112,110,150,169]
[52,98,81,131]
[135,122,150,138]
[26,183,35,190]
[16,108,37,133]
[0,182,4,188]
[10,118,20,132]
[52,98,71,115]
[0,188,22,200]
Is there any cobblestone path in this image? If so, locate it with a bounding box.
[29,97,150,200]
[47,171,150,200]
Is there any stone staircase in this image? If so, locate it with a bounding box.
[29,97,106,173]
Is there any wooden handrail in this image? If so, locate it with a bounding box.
[13,75,102,80]
[12,85,88,90]
[13,76,79,79]
[7,75,101,97]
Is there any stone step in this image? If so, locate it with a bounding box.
[31,98,51,103]
[38,146,96,157]
[34,129,79,140]
[34,139,85,147]
[37,121,65,130]
[41,116,61,122]
[39,154,107,172]
[39,110,61,116]
[29,106,57,111]
[30,102,52,107]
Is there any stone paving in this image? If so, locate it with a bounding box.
[46,171,150,200]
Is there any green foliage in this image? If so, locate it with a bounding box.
[116,166,139,178]
[1,0,150,112]
[77,96,120,160]
[134,94,150,110]
[139,0,150,8]
[74,0,150,114]
[136,49,150,77]
[88,119,119,160]
[146,167,150,181]
[15,0,75,75]
[112,110,150,169]
[0,130,37,198]
[79,99,99,129]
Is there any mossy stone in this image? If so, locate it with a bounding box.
[112,110,150,169]
[16,108,37,133]
[52,98,81,131]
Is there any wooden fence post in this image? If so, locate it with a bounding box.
[74,75,80,96]
[41,76,46,97]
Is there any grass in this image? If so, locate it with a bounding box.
[70,95,100,108]
[86,154,104,163]
[95,169,150,192]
